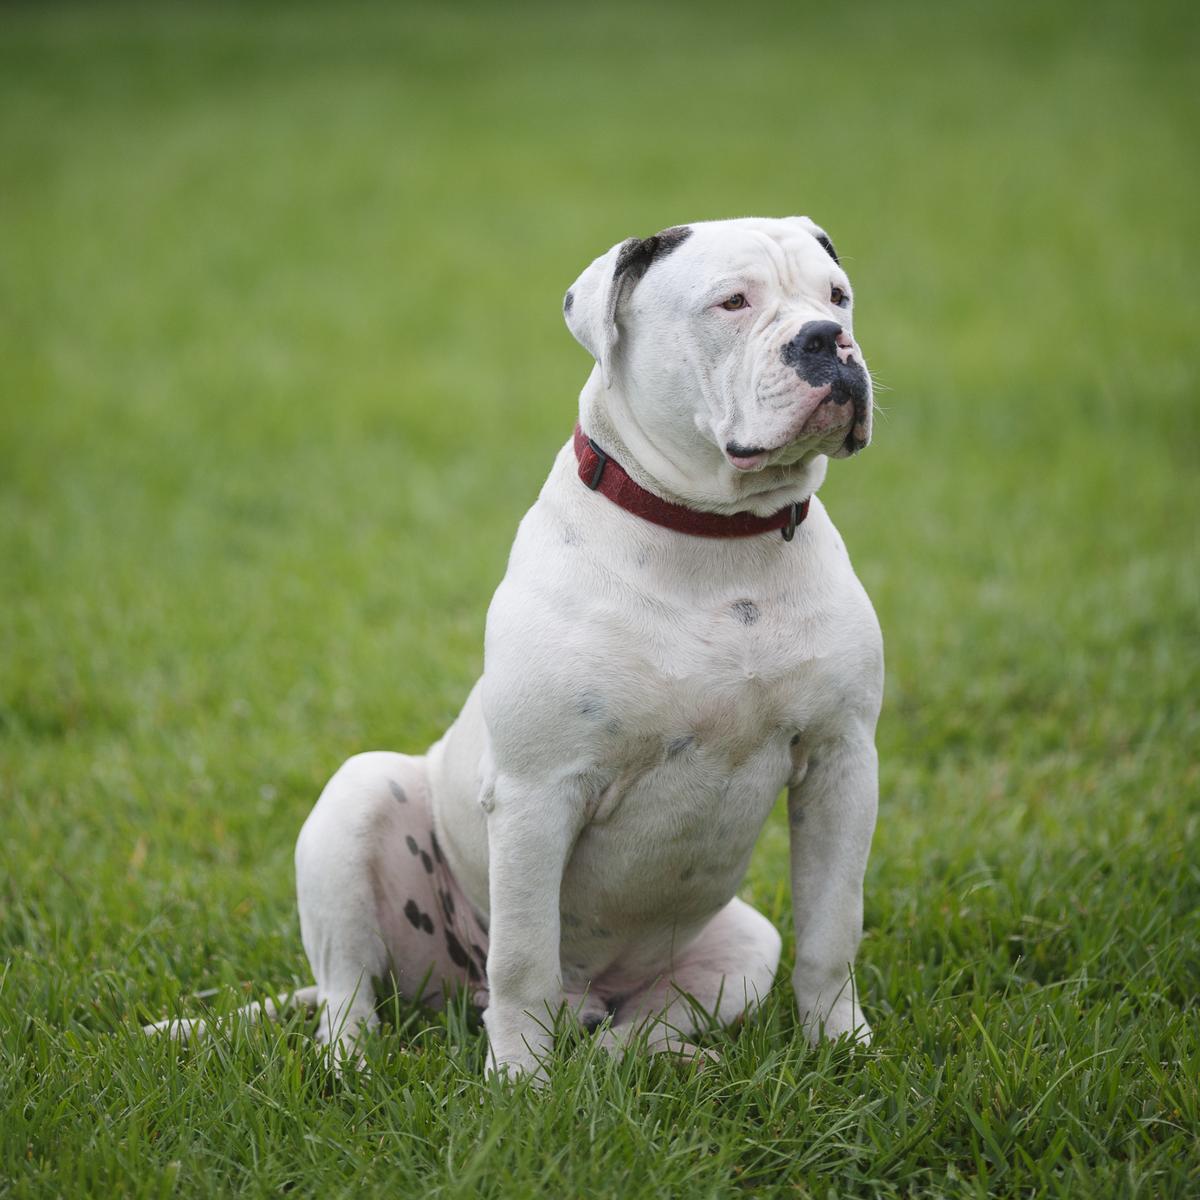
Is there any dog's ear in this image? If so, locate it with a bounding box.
[563,227,693,388]
[562,239,632,389]
[790,215,840,265]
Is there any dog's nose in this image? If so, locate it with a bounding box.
[787,320,844,360]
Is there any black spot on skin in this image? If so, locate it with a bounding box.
[388,779,408,804]
[439,888,456,920]
[604,718,622,736]
[405,835,419,856]
[563,289,574,313]
[577,692,603,720]
[667,734,695,758]
[430,830,443,864]
[422,912,433,934]
[731,599,759,626]
[420,850,433,874]
[815,232,840,264]
[446,931,471,970]
[613,225,693,284]
[680,865,696,882]
[403,898,424,931]
[471,942,487,967]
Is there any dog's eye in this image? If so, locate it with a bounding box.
[720,293,748,311]
[830,286,849,308]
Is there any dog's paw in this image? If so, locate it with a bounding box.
[593,1023,720,1068]
[482,1004,557,1086]
[485,1052,547,1088]
[797,996,872,1047]
[484,1036,548,1087]
[649,1040,721,1069]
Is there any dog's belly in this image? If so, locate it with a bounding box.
[556,728,793,989]
[430,627,835,995]
[430,682,801,989]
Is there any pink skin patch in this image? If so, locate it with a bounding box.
[726,450,769,472]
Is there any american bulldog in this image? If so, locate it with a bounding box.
[149,216,882,1080]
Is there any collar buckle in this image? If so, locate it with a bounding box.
[781,502,799,541]
[585,439,609,490]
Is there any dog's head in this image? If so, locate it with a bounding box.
[565,216,871,506]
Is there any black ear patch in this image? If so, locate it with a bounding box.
[563,289,574,314]
[815,233,840,265]
[614,225,693,282]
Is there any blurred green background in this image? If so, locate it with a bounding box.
[1,1,1197,1196]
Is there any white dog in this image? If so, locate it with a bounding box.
[150,216,881,1078]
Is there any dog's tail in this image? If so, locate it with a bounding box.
[143,984,320,1043]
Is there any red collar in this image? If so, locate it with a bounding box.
[573,425,809,541]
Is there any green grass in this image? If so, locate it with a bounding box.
[2,1,1198,1195]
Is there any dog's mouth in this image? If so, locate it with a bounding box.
[724,385,864,471]
[833,388,871,458]
[725,444,771,472]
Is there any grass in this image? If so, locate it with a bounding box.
[1,0,1197,1195]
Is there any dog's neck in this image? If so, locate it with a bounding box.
[579,374,827,518]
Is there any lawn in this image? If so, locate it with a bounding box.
[1,1,1197,1196]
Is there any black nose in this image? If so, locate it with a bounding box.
[788,320,843,360]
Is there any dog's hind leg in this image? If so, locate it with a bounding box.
[596,897,781,1061]
[295,750,487,1064]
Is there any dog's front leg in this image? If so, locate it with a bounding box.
[482,774,585,1081]
[787,724,878,1045]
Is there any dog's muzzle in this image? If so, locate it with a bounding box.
[781,320,870,453]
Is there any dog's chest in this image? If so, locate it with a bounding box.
[560,586,829,917]
[579,581,830,773]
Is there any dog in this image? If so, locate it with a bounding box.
[148,216,881,1079]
